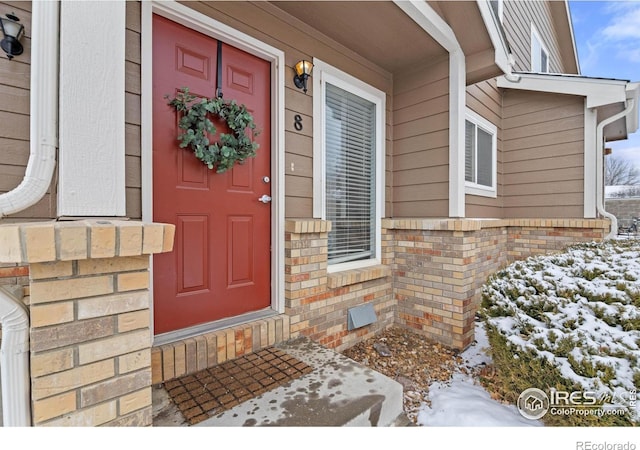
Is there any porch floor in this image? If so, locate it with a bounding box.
[152,336,409,427]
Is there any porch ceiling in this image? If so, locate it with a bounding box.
[274,1,504,84]
[271,1,446,73]
[430,0,504,84]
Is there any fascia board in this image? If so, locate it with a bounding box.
[497,75,627,108]
[476,0,510,74]
[625,83,640,134]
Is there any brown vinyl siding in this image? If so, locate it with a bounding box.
[503,0,566,73]
[123,1,393,219]
[125,1,142,219]
[0,1,56,221]
[185,1,393,220]
[392,57,449,218]
[465,79,502,218]
[502,90,584,218]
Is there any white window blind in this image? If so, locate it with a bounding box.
[325,82,376,265]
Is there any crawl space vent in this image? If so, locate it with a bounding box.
[347,303,377,331]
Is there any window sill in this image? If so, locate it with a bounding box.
[465,183,497,198]
[327,264,391,289]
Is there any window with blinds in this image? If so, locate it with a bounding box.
[465,109,497,197]
[325,83,376,265]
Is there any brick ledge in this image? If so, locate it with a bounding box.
[382,218,610,231]
[327,264,391,289]
[0,220,175,264]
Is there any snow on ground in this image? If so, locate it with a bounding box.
[482,240,640,423]
[416,322,543,427]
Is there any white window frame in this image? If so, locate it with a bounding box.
[465,108,497,198]
[312,58,385,273]
[531,23,550,73]
[490,0,504,23]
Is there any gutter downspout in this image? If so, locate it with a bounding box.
[0,1,59,218]
[393,0,466,217]
[0,286,30,426]
[596,98,636,240]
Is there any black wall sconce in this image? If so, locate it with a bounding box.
[1,12,25,60]
[293,60,314,94]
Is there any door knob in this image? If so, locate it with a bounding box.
[258,194,272,203]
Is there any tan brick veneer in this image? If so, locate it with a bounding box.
[0,220,174,426]
[285,219,395,351]
[384,218,609,349]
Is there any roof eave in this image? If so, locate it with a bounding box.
[497,73,629,108]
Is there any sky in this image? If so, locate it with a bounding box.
[570,1,640,170]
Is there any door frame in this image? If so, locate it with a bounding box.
[141,1,286,344]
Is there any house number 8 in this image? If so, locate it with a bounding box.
[294,114,303,131]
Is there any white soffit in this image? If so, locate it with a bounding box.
[625,82,640,134]
[497,73,628,109]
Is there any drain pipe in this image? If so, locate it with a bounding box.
[0,1,59,218]
[0,286,30,426]
[596,98,636,240]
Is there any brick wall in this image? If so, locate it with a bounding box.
[0,220,174,426]
[507,219,608,260]
[150,315,290,384]
[605,198,640,228]
[285,219,395,352]
[383,218,608,349]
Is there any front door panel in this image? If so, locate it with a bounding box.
[152,15,271,335]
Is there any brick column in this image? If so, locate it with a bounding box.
[284,219,394,350]
[0,220,174,426]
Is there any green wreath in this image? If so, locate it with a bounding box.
[166,87,260,173]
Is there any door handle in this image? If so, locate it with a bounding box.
[258,194,272,203]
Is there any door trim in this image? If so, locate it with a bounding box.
[141,1,285,344]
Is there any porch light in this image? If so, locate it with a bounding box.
[0,12,24,60]
[293,60,313,94]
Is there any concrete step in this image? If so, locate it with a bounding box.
[188,336,405,427]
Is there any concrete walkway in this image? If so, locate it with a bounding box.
[153,336,408,427]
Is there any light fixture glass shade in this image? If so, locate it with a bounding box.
[1,13,23,39]
[1,13,24,60]
[294,60,313,77]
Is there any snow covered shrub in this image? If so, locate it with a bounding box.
[480,239,640,426]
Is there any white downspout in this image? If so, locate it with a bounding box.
[0,286,30,426]
[393,0,466,217]
[596,98,636,240]
[0,1,59,218]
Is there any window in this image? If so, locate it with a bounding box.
[465,109,497,197]
[313,60,385,271]
[489,0,503,22]
[531,24,549,72]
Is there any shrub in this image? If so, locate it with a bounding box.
[480,239,640,426]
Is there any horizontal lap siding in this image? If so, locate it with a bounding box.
[502,90,584,218]
[465,79,502,218]
[125,2,141,219]
[124,1,393,219]
[503,0,565,73]
[392,57,449,218]
[0,1,55,221]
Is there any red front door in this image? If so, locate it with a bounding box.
[152,15,272,335]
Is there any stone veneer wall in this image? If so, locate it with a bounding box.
[0,220,174,426]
